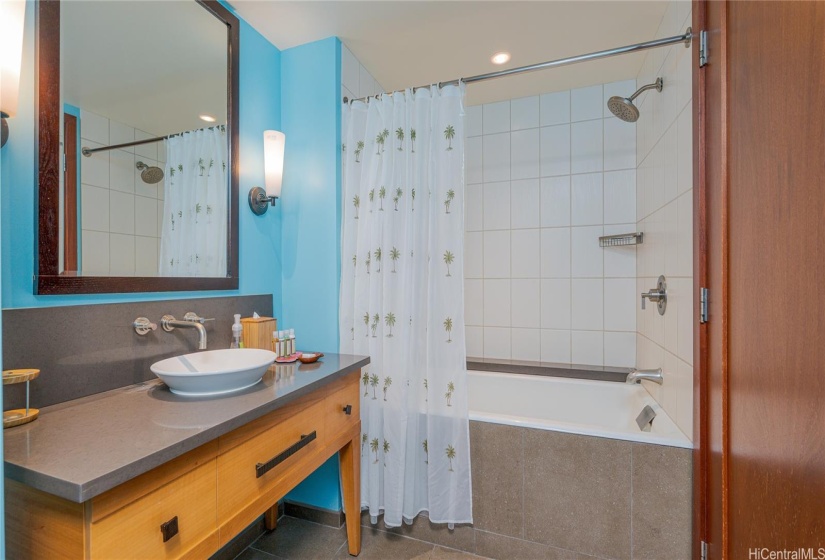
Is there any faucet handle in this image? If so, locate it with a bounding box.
[133,317,158,336]
[183,312,214,324]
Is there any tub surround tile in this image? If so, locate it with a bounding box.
[571,85,604,122]
[510,180,541,230]
[539,90,570,127]
[474,529,602,560]
[483,133,511,183]
[470,422,524,539]
[483,101,510,135]
[523,430,632,560]
[540,176,571,228]
[539,124,570,177]
[510,96,540,131]
[634,6,694,443]
[483,182,511,231]
[511,279,540,328]
[468,80,638,369]
[361,512,476,555]
[630,444,692,560]
[511,129,540,180]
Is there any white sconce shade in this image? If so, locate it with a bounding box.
[249,129,286,215]
[0,0,26,118]
[263,130,285,199]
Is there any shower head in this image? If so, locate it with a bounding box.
[607,77,663,123]
[136,161,164,184]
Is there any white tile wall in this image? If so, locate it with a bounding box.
[79,109,163,276]
[341,44,384,102]
[465,81,637,367]
[635,2,694,439]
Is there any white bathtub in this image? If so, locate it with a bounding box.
[468,370,691,449]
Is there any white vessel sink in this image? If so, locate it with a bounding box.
[150,348,276,397]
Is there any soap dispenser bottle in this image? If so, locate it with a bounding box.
[230,314,243,348]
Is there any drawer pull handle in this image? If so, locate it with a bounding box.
[160,516,179,543]
[255,431,317,479]
[343,404,352,415]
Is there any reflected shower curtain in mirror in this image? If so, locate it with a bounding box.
[339,84,472,527]
[159,126,228,276]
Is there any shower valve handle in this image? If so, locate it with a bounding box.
[640,275,668,315]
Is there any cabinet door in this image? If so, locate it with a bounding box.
[90,459,217,560]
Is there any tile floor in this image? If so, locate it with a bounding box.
[234,516,490,560]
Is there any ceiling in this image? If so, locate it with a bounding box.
[232,1,670,105]
[61,1,227,138]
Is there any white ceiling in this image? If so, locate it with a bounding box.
[232,1,670,105]
[61,1,227,138]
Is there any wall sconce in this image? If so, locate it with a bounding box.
[249,130,285,215]
[0,0,26,149]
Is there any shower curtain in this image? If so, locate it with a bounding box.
[159,126,228,276]
[339,84,472,527]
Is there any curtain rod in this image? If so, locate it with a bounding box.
[343,27,692,104]
[81,125,225,157]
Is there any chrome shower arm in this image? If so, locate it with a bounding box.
[628,78,664,101]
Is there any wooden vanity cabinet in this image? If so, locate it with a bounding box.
[5,371,362,559]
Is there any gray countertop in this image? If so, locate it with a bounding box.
[3,353,369,503]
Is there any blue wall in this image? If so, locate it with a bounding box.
[280,36,343,512]
[1,1,283,312]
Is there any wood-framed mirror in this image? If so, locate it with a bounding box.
[35,0,239,294]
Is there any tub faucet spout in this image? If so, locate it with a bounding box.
[626,368,663,385]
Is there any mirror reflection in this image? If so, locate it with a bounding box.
[59,0,228,277]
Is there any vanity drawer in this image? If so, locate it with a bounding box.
[324,372,360,436]
[90,458,217,560]
[217,397,327,520]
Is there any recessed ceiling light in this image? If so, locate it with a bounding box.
[491,52,511,65]
[199,114,217,123]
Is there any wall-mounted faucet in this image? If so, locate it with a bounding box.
[160,312,213,350]
[641,275,668,315]
[626,368,664,385]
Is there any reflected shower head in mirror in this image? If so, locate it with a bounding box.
[607,77,663,122]
[136,161,164,184]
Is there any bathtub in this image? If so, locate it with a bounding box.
[468,370,691,449]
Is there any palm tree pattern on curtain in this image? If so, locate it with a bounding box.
[340,85,471,528]
[160,126,228,276]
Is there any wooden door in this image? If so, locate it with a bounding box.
[698,1,825,556]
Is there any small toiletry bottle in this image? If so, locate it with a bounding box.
[289,329,296,355]
[272,330,280,358]
[230,314,243,348]
[281,330,289,357]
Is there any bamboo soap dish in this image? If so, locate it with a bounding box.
[3,368,40,428]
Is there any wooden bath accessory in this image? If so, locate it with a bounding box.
[240,316,277,350]
[3,368,40,428]
[298,352,324,364]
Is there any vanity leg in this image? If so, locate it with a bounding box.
[339,426,361,556]
[265,504,279,531]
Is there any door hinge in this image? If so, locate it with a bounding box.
[701,540,708,560]
[700,287,709,324]
[699,30,709,67]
